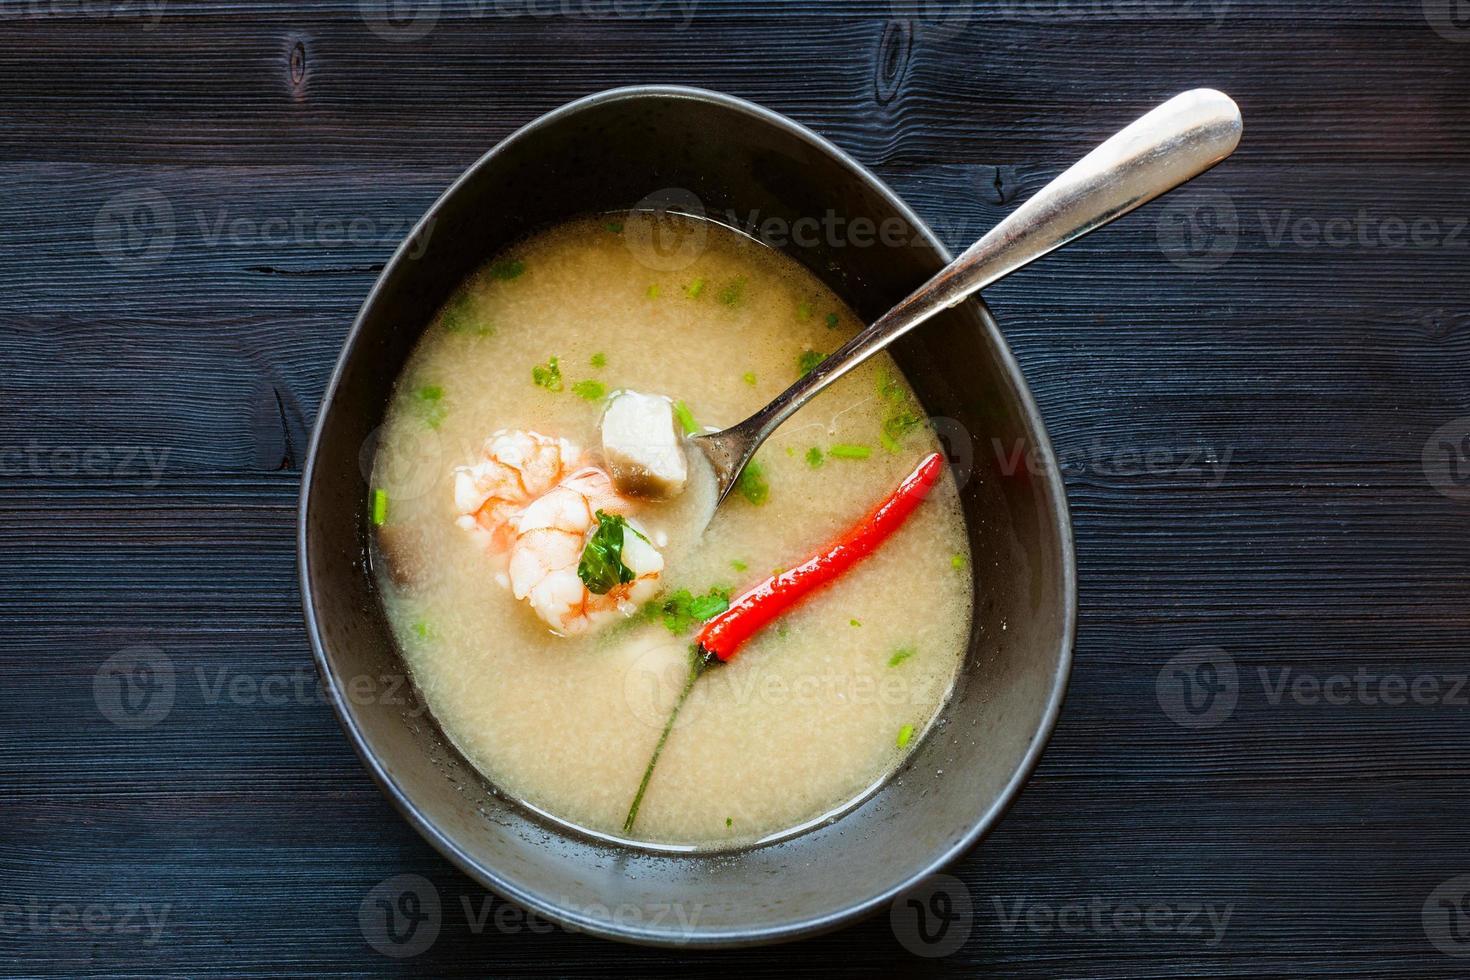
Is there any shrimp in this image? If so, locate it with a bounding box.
[506,466,664,635]
[453,430,580,553]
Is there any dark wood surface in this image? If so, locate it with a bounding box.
[4,1,1469,975]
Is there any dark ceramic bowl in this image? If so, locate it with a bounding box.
[299,86,1075,947]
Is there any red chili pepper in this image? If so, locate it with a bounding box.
[696,451,946,663]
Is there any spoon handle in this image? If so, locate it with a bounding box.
[704,89,1241,487]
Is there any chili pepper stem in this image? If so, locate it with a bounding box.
[622,647,718,834]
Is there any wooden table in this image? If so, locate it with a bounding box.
[5,1,1468,975]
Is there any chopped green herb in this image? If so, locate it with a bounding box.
[825,312,840,329]
[412,621,434,640]
[883,410,924,443]
[371,488,388,526]
[673,400,699,436]
[726,816,733,828]
[440,295,467,330]
[879,374,901,401]
[577,510,639,595]
[829,443,872,460]
[590,352,607,369]
[440,293,490,334]
[572,379,606,401]
[742,371,757,387]
[785,446,795,457]
[489,258,525,280]
[413,384,448,429]
[647,284,661,299]
[877,371,924,448]
[718,278,746,307]
[951,553,967,570]
[805,446,824,468]
[896,723,915,748]
[532,356,563,392]
[797,349,826,376]
[736,459,769,505]
[850,618,861,627]
[684,277,706,299]
[888,647,916,667]
[797,300,813,320]
[658,586,732,635]
[604,220,624,233]
[731,559,748,573]
[656,592,694,633]
[688,591,730,620]
[776,622,791,639]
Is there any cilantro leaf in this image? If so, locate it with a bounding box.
[688,591,731,620]
[798,349,826,376]
[441,293,494,335]
[577,510,637,595]
[413,384,447,428]
[572,379,606,401]
[489,258,525,280]
[657,586,733,634]
[736,459,769,505]
[532,356,563,392]
[718,278,746,307]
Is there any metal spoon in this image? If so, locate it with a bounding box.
[692,88,1243,505]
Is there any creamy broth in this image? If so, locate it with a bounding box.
[370,215,973,848]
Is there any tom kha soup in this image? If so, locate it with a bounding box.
[369,214,973,849]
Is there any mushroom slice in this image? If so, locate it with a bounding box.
[600,390,689,500]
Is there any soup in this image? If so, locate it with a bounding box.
[370,214,973,849]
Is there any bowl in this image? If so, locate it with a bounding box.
[299,86,1076,947]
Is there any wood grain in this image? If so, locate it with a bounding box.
[2,1,1469,976]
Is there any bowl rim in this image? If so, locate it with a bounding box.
[298,83,1078,948]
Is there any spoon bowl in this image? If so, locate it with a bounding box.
[690,89,1243,506]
